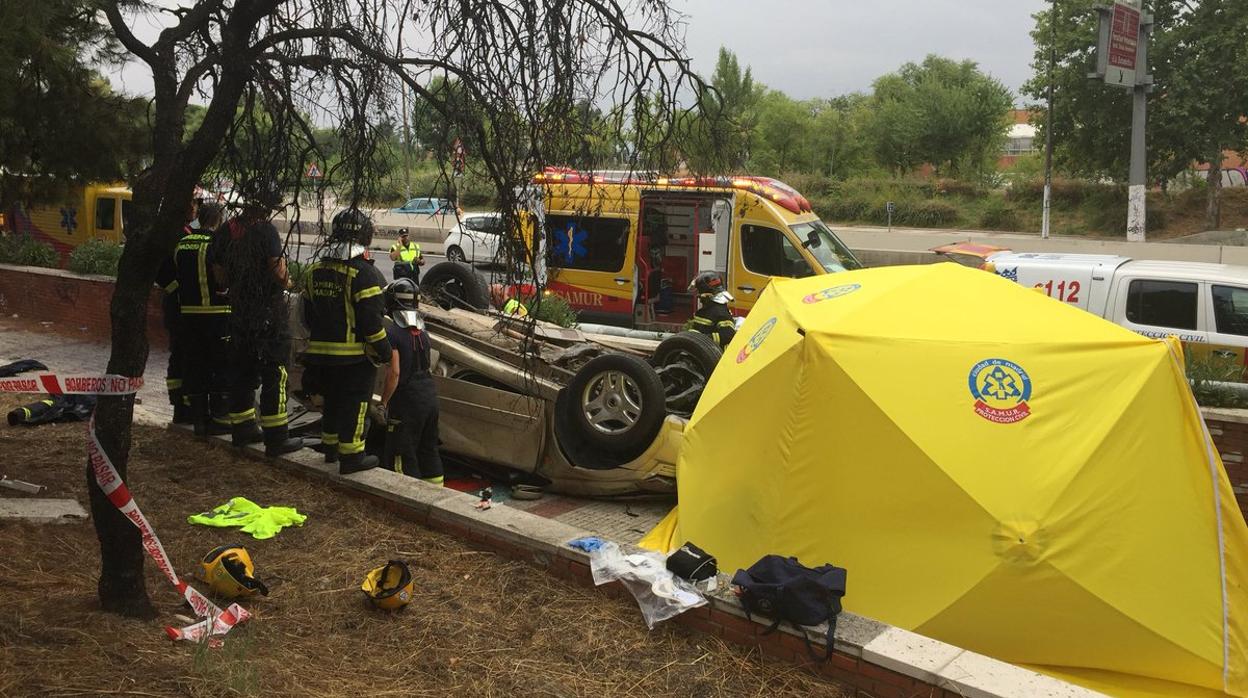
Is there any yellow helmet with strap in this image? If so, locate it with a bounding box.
[361,560,414,610]
[200,545,269,599]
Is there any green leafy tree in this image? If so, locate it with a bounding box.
[868,56,1012,178]
[0,0,149,204]
[1024,0,1248,228]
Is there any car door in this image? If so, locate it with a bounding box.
[1201,282,1248,373]
[1114,276,1210,345]
[728,220,815,314]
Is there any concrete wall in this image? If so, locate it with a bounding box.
[0,264,167,347]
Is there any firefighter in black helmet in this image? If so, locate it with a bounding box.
[212,183,304,457]
[301,208,392,474]
[688,271,738,348]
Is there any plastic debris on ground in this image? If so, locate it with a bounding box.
[589,541,705,628]
[567,536,605,553]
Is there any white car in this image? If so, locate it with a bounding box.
[443,213,504,264]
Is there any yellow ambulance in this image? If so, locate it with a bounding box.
[528,169,862,328]
[3,183,132,261]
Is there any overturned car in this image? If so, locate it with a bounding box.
[287,261,722,497]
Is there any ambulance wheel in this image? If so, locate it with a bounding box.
[652,331,722,417]
[421,261,490,310]
[554,353,666,469]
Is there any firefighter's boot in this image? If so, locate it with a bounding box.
[338,452,379,475]
[232,420,263,448]
[263,426,305,458]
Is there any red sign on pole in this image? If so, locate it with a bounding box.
[1105,0,1141,86]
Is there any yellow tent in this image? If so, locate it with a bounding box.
[643,264,1248,696]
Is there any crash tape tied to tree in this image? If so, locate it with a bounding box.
[8,372,250,642]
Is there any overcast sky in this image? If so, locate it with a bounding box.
[106,0,1048,104]
[676,0,1048,102]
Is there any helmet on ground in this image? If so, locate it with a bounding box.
[331,208,375,245]
[690,271,725,297]
[200,545,269,599]
[385,278,419,311]
[361,560,414,610]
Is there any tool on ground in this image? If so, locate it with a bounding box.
[0,476,45,494]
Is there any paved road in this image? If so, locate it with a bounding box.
[288,243,521,287]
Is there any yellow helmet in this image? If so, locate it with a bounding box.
[361,560,414,610]
[200,545,269,600]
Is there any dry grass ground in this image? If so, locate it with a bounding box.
[0,395,846,698]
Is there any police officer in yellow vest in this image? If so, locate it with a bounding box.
[302,209,392,474]
[389,229,423,284]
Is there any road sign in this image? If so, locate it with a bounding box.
[1105,0,1142,87]
[306,162,323,179]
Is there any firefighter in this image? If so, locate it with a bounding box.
[388,228,422,283]
[159,198,198,424]
[157,202,232,438]
[379,278,443,485]
[212,185,303,456]
[302,208,392,474]
[688,271,738,348]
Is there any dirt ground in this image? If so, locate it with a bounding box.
[0,395,845,698]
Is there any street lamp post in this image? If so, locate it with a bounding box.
[1042,0,1057,240]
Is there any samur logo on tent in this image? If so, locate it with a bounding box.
[968,358,1033,424]
[802,283,861,304]
[736,317,778,364]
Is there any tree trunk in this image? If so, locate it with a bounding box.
[86,205,176,617]
[1207,152,1224,232]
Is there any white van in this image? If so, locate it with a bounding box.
[982,252,1248,366]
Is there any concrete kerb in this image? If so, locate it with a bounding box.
[166,422,1099,698]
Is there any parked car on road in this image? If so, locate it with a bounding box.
[392,197,457,215]
[443,213,505,264]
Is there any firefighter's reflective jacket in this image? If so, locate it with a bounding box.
[690,300,737,349]
[156,229,231,314]
[301,253,391,365]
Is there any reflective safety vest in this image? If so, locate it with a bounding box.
[503,298,528,317]
[301,256,391,364]
[156,229,230,315]
[391,241,420,265]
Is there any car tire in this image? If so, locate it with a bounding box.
[652,331,722,418]
[446,245,467,263]
[421,261,490,310]
[653,331,722,378]
[554,353,666,469]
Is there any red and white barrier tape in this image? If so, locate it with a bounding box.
[10,372,250,642]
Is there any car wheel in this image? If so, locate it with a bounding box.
[420,261,490,310]
[553,353,666,469]
[652,331,722,418]
[446,245,467,263]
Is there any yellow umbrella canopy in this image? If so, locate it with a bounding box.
[648,263,1248,696]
